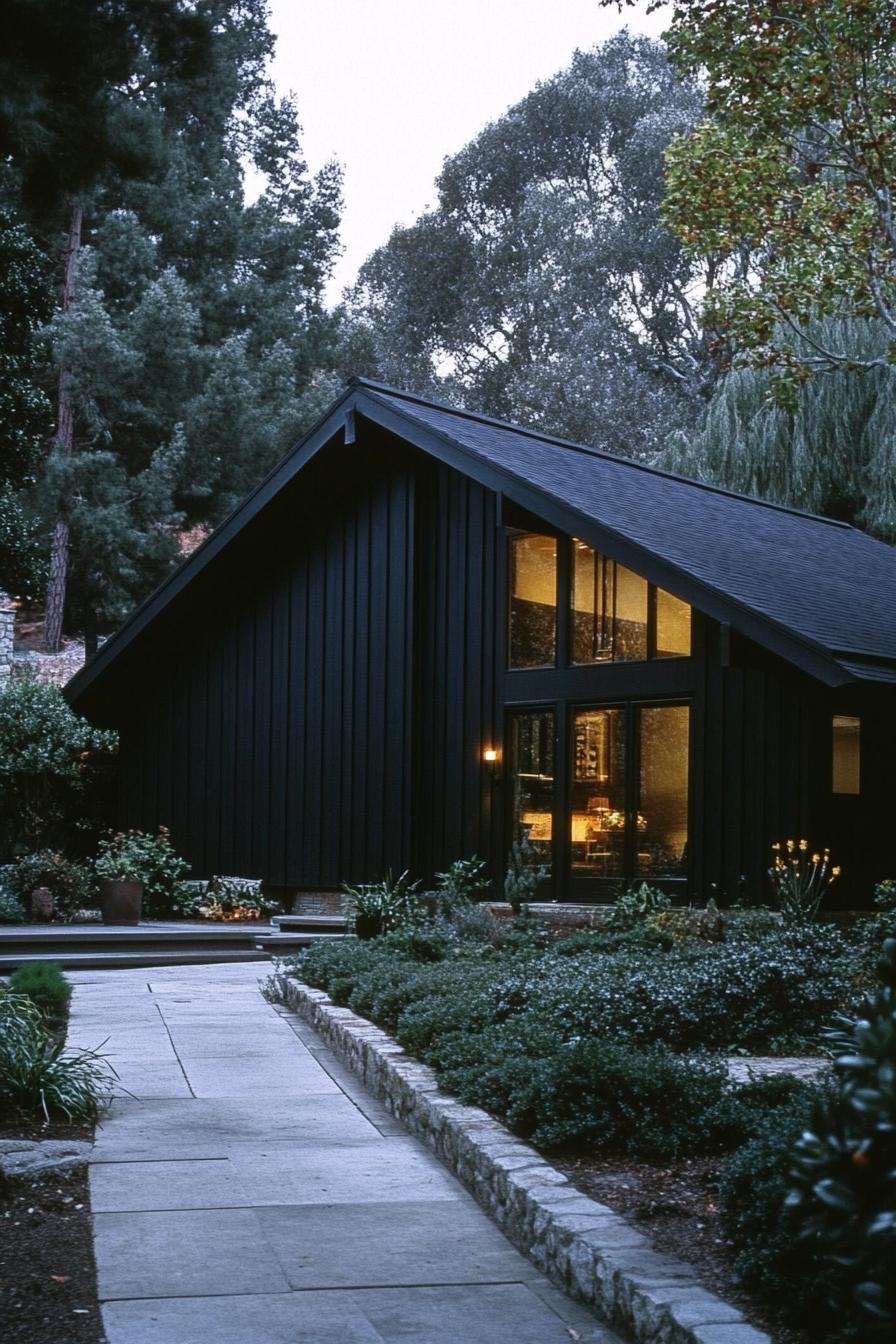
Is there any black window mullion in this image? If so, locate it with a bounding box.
[556,537,570,669]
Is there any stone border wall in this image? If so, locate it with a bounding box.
[278,976,769,1344]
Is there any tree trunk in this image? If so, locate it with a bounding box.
[43,203,82,653]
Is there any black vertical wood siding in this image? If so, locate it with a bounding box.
[111,436,417,888]
[102,422,870,902]
[411,460,501,880]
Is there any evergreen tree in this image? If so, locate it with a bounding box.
[2,1,342,643]
[661,319,896,540]
[0,209,52,601]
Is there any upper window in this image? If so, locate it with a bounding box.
[509,533,557,668]
[832,715,860,794]
[571,539,691,664]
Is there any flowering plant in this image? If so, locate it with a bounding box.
[768,839,840,923]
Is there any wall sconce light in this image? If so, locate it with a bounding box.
[482,747,501,782]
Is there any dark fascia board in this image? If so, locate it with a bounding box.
[66,381,858,705]
[65,389,357,705]
[356,387,857,689]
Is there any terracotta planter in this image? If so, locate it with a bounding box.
[99,879,143,926]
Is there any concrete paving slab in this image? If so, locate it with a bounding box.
[93,1207,291,1299]
[102,1282,615,1344]
[77,962,621,1344]
[92,1094,379,1159]
[111,1063,192,1100]
[179,1058,342,1098]
[257,1199,536,1289]
[90,1158,242,1212]
[229,1139,460,1206]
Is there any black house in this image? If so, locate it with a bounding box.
[66,380,896,906]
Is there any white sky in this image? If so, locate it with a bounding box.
[265,1,667,304]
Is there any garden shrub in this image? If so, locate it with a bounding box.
[10,849,96,920]
[718,1079,838,1335]
[95,827,189,918]
[0,991,113,1121]
[433,1020,730,1156]
[9,961,72,1021]
[0,882,25,923]
[786,939,896,1338]
[0,678,117,860]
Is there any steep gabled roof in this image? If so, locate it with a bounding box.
[66,377,896,704]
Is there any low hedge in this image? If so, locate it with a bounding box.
[291,921,857,1156]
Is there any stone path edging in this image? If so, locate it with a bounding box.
[277,976,770,1344]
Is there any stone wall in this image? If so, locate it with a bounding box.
[11,642,87,687]
[278,977,769,1344]
[0,594,15,691]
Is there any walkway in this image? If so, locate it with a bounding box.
[68,964,618,1344]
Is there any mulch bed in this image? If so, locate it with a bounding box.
[0,1118,103,1344]
[554,1151,809,1344]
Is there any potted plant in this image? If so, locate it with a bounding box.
[94,831,147,925]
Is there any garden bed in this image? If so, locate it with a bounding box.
[554,1151,807,1344]
[0,1118,102,1344]
[282,911,888,1340]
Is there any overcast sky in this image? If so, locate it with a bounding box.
[265,1,666,304]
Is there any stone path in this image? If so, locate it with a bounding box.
[68,963,619,1344]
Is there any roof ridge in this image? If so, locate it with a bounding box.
[351,376,853,531]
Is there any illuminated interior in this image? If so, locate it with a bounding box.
[571,539,691,663]
[509,534,557,668]
[832,715,861,794]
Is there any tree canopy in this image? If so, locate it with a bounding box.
[607,0,896,399]
[343,32,712,458]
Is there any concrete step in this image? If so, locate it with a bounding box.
[0,924,274,948]
[254,931,347,952]
[0,948,271,972]
[272,914,349,932]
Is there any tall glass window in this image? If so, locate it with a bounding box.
[655,588,692,657]
[572,542,648,663]
[571,540,690,663]
[509,709,555,869]
[636,705,690,878]
[832,715,860,794]
[570,708,627,877]
[509,534,557,668]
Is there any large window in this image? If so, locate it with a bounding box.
[571,539,691,664]
[636,705,690,877]
[509,534,557,668]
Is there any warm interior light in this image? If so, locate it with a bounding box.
[483,748,499,763]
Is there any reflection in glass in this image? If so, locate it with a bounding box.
[570,708,627,877]
[636,706,690,878]
[655,588,692,657]
[572,542,647,663]
[509,534,557,668]
[832,715,860,794]
[509,710,555,867]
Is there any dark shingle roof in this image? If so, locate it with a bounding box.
[66,378,896,703]
[364,383,896,679]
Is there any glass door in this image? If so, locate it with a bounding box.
[507,708,555,886]
[569,702,690,896]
